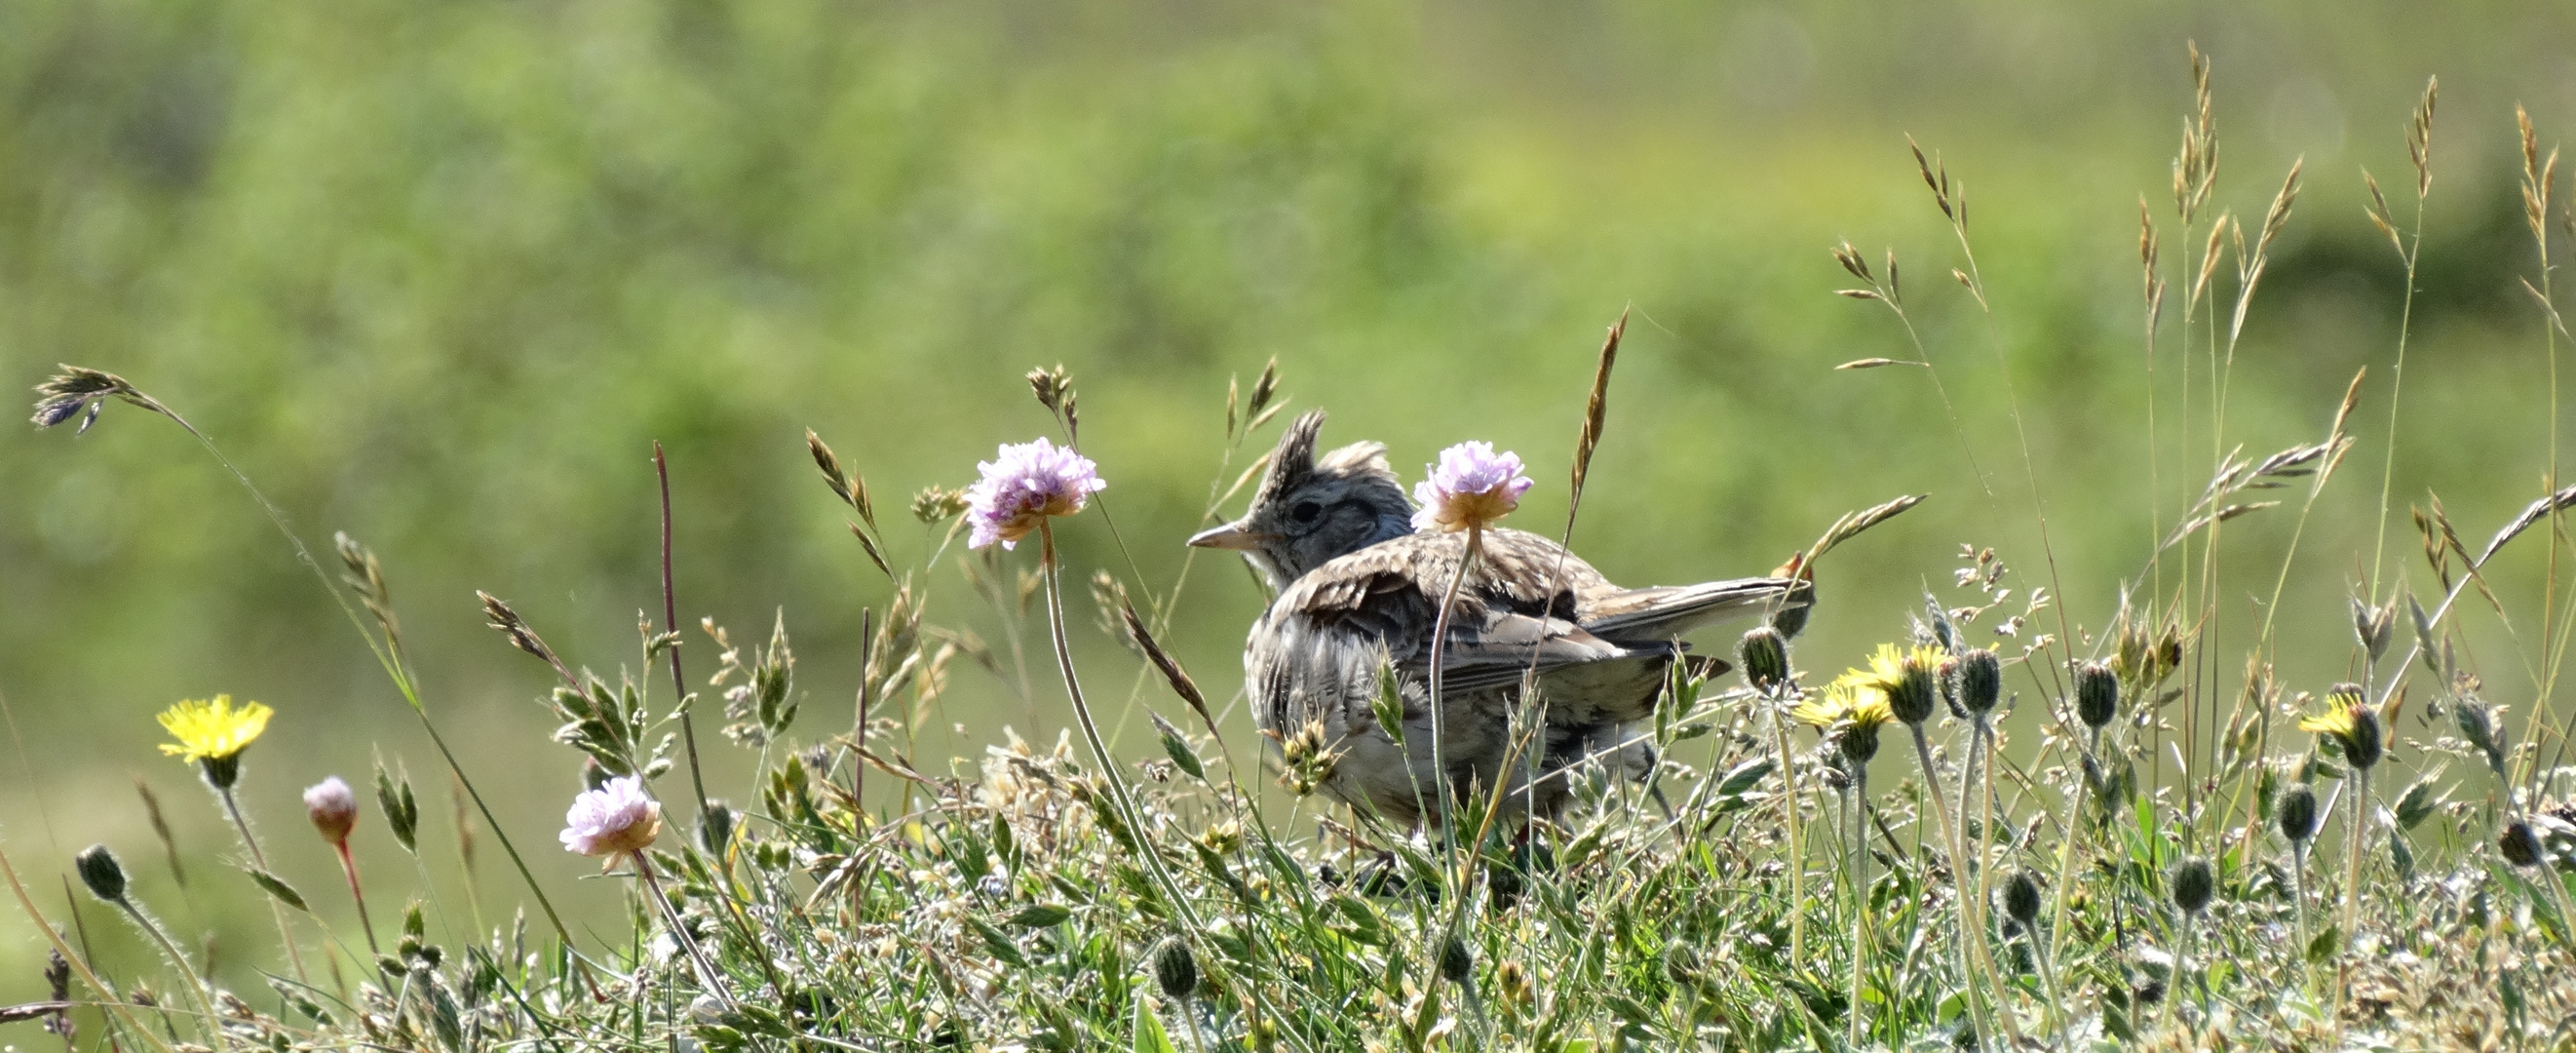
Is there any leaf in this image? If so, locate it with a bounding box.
[1715,758,1775,800]
[969,917,1028,967]
[1149,712,1205,782]
[2306,924,2340,963]
[1132,992,1180,1053]
[245,868,310,912]
[2391,828,2415,882]
[1006,904,1072,928]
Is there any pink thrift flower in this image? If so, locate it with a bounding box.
[303,776,359,845]
[559,776,663,856]
[1412,442,1534,532]
[964,438,1107,550]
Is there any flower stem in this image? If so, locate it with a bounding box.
[630,851,727,1001]
[334,842,381,958]
[2337,765,2368,1006]
[216,783,310,986]
[1770,697,1808,968]
[115,897,222,1045]
[1907,725,1993,1049]
[1425,526,1481,852]
[1847,767,1868,1049]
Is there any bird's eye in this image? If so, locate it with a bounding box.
[1289,500,1324,525]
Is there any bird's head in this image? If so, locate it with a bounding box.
[1187,410,1415,590]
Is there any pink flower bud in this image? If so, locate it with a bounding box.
[303,776,359,845]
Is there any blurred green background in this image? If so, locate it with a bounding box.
[6,0,2576,996]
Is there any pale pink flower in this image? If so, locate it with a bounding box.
[964,438,1107,550]
[559,776,663,856]
[1411,442,1534,532]
[303,776,359,845]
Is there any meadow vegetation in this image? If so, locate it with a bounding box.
[7,6,2576,1052]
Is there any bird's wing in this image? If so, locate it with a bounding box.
[1264,530,1661,704]
[1579,576,1812,641]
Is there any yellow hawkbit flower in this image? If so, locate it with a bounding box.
[2297,686,2382,769]
[157,695,273,790]
[1793,681,1894,764]
[156,695,272,764]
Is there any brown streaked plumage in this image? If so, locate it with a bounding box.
[1191,410,1809,826]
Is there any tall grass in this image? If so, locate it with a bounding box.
[10,45,2576,1053]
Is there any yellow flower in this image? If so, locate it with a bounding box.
[1791,681,1894,732]
[1857,643,1943,689]
[156,695,273,764]
[2297,687,2382,769]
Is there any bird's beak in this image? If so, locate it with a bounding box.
[1187,522,1267,551]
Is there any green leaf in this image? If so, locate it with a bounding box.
[1006,904,1072,928]
[969,917,1028,967]
[2306,924,2340,963]
[2390,828,2415,882]
[1132,991,1179,1053]
[244,868,309,912]
[1149,712,1205,781]
[1716,758,1776,800]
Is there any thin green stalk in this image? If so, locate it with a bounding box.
[58,379,576,947]
[2336,765,2368,1008]
[1773,699,1810,968]
[1033,521,1318,1053]
[630,852,728,1002]
[1906,725,1993,1049]
[115,897,222,1046]
[1847,766,1869,1050]
[215,783,310,986]
[1424,525,1482,872]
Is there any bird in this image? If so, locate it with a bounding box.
[1188,410,1809,827]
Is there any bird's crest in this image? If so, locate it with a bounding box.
[1255,410,1329,505]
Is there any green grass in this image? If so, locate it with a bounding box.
[10,6,2576,1051]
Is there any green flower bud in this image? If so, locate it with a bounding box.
[1736,628,1790,693]
[1949,648,2002,717]
[1838,722,1882,765]
[2075,661,2119,730]
[74,844,128,902]
[2170,856,2213,916]
[2500,821,2544,869]
[2003,870,2042,927]
[2277,784,2319,843]
[1438,934,1474,986]
[1152,936,1198,1000]
[699,800,737,855]
[1886,655,1938,726]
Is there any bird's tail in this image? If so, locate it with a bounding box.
[1580,576,1810,641]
